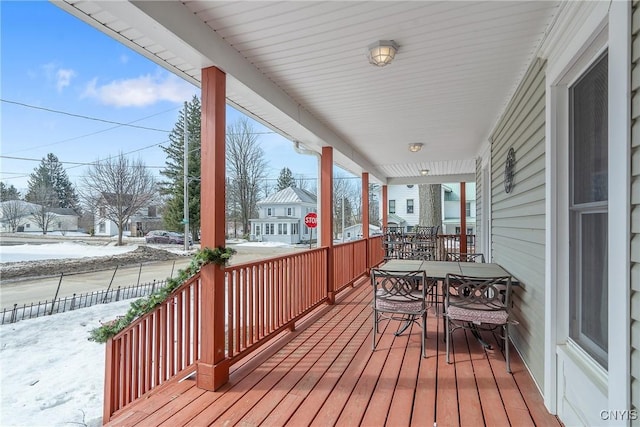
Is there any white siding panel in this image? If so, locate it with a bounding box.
[490,58,546,387]
[476,157,482,247]
[632,0,640,415]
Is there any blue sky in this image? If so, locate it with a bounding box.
[0,1,320,194]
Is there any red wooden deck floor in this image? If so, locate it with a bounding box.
[106,277,562,427]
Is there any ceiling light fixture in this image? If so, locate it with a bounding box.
[367,40,399,67]
[408,143,424,153]
[420,169,430,176]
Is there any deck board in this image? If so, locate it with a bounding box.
[468,332,511,427]
[106,278,563,427]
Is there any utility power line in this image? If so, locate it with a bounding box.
[1,99,172,133]
[4,106,180,155]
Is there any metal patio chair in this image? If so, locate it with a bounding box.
[444,273,514,372]
[371,268,429,358]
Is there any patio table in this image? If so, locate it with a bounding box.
[377,259,516,349]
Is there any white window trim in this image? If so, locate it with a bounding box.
[545,2,630,418]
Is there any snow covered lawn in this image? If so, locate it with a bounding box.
[0,300,131,427]
[0,238,300,426]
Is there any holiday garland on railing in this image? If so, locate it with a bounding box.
[88,246,236,343]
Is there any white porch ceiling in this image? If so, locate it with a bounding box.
[54,0,560,185]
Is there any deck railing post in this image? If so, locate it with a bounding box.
[321,146,335,304]
[197,65,230,391]
[103,337,114,423]
[361,172,370,273]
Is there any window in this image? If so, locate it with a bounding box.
[406,199,414,214]
[455,226,460,234]
[287,207,294,216]
[99,222,105,233]
[265,224,270,235]
[292,223,299,234]
[444,192,459,201]
[267,208,272,216]
[270,224,274,235]
[569,52,608,368]
[99,207,106,217]
[278,224,283,234]
[389,200,396,214]
[255,225,261,235]
[466,202,471,217]
[283,223,288,235]
[25,223,30,229]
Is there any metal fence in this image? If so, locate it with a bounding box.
[0,279,166,325]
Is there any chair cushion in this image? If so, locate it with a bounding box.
[447,305,508,324]
[376,298,423,314]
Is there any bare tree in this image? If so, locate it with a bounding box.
[295,174,309,191]
[28,182,57,234]
[1,200,29,232]
[226,118,268,235]
[369,183,381,227]
[333,174,359,239]
[418,184,442,228]
[80,154,156,245]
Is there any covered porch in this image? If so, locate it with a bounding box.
[105,274,560,427]
[52,1,636,425]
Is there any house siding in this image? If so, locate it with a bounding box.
[386,185,420,226]
[475,157,482,253]
[631,0,640,417]
[490,58,546,388]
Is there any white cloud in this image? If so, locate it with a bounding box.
[82,72,197,107]
[40,63,76,92]
[56,68,76,92]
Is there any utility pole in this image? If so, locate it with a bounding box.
[341,194,345,242]
[183,101,190,251]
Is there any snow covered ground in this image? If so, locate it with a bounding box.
[0,242,138,263]
[0,239,298,426]
[0,300,132,427]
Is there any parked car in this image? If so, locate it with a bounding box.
[145,230,192,245]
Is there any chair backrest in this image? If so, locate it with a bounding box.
[371,269,427,305]
[446,252,485,263]
[412,226,430,240]
[383,225,404,239]
[445,274,511,312]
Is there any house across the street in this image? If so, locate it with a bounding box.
[249,186,317,244]
[0,200,79,234]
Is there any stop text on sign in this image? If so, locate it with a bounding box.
[304,212,318,228]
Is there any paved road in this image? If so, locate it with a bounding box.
[0,243,307,308]
[0,259,193,308]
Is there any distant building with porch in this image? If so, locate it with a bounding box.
[386,183,476,234]
[249,187,317,244]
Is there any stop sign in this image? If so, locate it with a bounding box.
[304,212,318,228]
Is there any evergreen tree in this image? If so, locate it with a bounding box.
[160,96,202,239]
[25,153,80,211]
[276,167,296,191]
[0,182,21,201]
